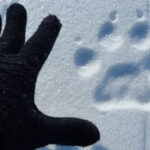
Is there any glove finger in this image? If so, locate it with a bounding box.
[21,14,61,73]
[0,3,27,54]
[32,113,100,148]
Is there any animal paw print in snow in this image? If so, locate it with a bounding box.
[129,9,150,51]
[97,11,124,52]
[74,10,150,105]
[94,10,150,103]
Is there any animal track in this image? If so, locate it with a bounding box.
[98,10,150,52]
[98,21,115,40]
[136,9,143,19]
[74,47,101,78]
[81,9,150,104]
[109,10,117,21]
[98,11,124,52]
[94,63,140,102]
[129,9,148,41]
[74,47,95,66]
[93,52,150,103]
[74,10,150,102]
[98,11,118,40]
[129,21,149,40]
[129,10,150,51]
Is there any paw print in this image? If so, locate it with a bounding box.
[97,11,124,52]
[93,50,150,104]
[94,10,150,104]
[94,63,139,102]
[129,9,150,51]
[129,9,148,40]
[74,47,95,66]
[98,11,117,40]
[74,46,101,78]
[74,9,150,107]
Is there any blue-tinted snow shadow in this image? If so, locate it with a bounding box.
[94,63,140,102]
[94,52,150,103]
[136,9,143,18]
[135,53,150,103]
[56,145,79,150]
[98,21,115,40]
[129,21,149,40]
[136,87,150,103]
[109,11,117,21]
[74,47,95,66]
[140,53,150,70]
[93,144,108,150]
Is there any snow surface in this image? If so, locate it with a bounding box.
[1,0,150,149]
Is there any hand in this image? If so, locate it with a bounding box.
[0,3,100,150]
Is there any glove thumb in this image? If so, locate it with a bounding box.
[33,112,100,148]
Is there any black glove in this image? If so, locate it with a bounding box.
[0,3,100,150]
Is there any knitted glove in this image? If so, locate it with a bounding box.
[0,3,100,150]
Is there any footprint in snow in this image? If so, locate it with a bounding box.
[93,52,150,103]
[74,47,101,78]
[74,47,95,66]
[93,9,150,103]
[94,62,140,102]
[129,9,150,51]
[98,10,124,52]
[129,9,148,40]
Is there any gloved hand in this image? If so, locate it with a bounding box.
[0,3,100,150]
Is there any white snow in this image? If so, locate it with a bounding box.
[1,0,150,150]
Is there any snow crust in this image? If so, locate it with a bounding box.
[0,0,150,150]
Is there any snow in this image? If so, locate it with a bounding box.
[0,0,150,149]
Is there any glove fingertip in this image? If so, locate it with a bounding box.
[43,14,62,28]
[7,3,27,20]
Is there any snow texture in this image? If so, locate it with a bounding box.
[0,0,150,150]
